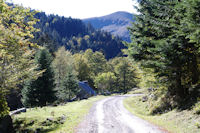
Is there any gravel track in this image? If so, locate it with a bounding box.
[76,94,168,133]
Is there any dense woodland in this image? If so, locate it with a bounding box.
[126,0,200,113]
[33,12,125,59]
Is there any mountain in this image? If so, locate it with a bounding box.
[83,11,135,42]
[33,12,125,59]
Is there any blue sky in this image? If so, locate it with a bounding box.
[8,0,138,19]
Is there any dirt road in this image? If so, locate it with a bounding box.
[76,94,167,133]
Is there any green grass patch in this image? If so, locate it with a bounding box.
[124,96,200,133]
[13,96,106,133]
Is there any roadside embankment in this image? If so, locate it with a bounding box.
[124,95,200,133]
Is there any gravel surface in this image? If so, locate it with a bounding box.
[76,94,168,133]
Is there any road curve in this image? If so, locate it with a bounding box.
[76,94,167,133]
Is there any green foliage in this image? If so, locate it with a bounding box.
[22,48,56,107]
[149,96,172,115]
[0,1,41,117]
[34,12,125,59]
[114,57,138,93]
[94,72,117,93]
[194,101,200,115]
[127,0,200,105]
[52,47,76,88]
[0,92,9,118]
[73,53,91,82]
[58,72,80,102]
[83,49,107,77]
[195,122,200,129]
[67,32,125,59]
[52,47,79,102]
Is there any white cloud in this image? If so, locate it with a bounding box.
[8,0,138,19]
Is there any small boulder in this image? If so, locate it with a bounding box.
[142,96,148,102]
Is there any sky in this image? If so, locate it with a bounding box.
[8,0,138,19]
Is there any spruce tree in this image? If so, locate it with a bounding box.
[126,0,188,97]
[127,0,200,99]
[22,48,56,107]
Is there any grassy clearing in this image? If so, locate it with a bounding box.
[124,96,200,133]
[13,96,105,133]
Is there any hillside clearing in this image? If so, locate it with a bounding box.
[13,96,106,133]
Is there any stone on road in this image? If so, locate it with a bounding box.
[76,94,167,133]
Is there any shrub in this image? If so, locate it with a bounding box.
[149,95,172,114]
[194,102,200,115]
[0,93,9,119]
[195,122,200,128]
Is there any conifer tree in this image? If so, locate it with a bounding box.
[127,0,200,99]
[126,0,188,97]
[22,48,56,107]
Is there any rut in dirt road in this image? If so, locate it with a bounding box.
[76,94,167,133]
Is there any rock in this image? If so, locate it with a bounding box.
[0,115,15,133]
[60,115,66,124]
[149,94,156,100]
[147,88,157,92]
[142,96,148,102]
[46,117,54,122]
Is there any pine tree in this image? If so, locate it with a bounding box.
[22,48,56,107]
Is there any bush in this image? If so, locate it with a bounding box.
[0,93,9,118]
[149,95,172,114]
[195,122,200,129]
[194,102,200,115]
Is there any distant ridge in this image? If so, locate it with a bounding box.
[83,11,135,42]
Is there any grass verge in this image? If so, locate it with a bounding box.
[13,96,105,133]
[124,96,200,133]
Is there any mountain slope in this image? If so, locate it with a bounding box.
[33,12,125,59]
[83,11,135,42]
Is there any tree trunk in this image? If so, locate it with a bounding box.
[191,56,199,84]
[175,68,184,98]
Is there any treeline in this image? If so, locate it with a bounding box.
[34,12,125,59]
[126,0,200,113]
[0,1,137,118]
[22,47,138,107]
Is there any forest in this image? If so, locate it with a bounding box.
[0,1,136,117]
[1,0,200,132]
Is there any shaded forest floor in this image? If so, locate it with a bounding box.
[124,92,200,133]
